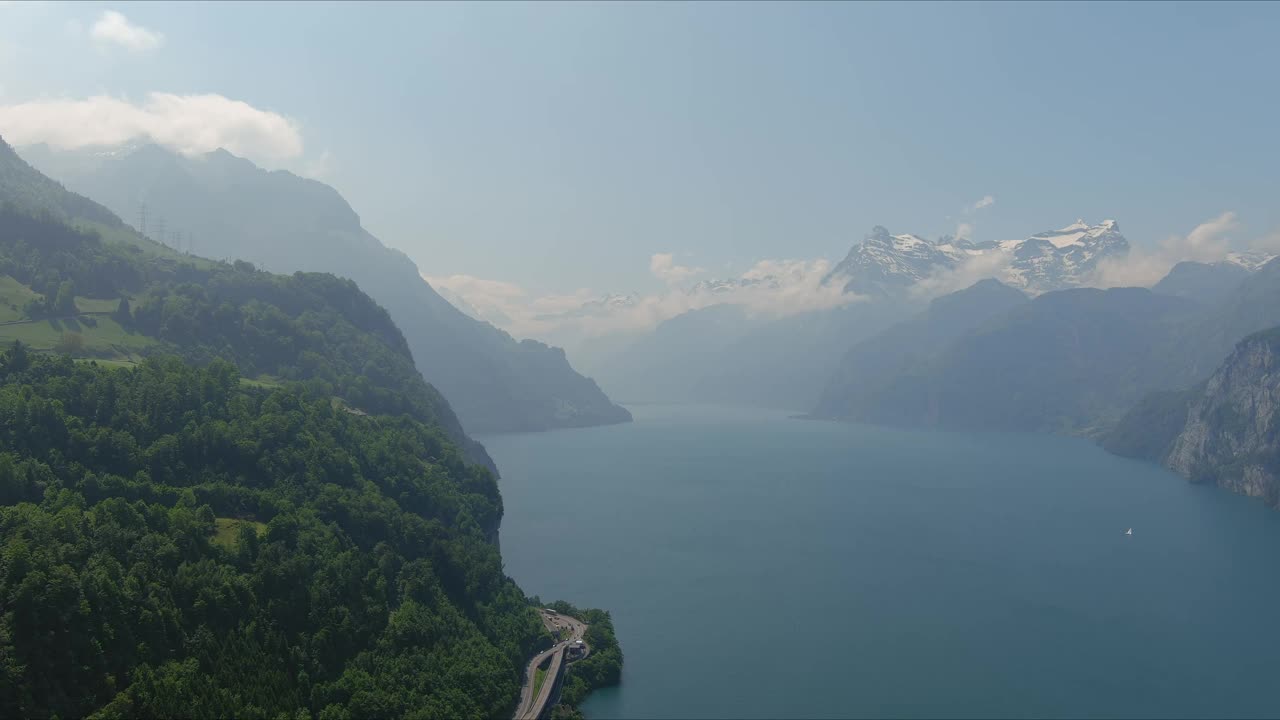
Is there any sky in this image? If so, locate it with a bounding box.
[2,1,1279,319]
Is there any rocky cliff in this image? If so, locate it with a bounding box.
[1165,329,1280,505]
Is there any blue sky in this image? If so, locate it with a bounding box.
[1,1,1278,299]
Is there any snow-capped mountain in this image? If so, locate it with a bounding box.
[490,217,1268,340]
[994,219,1129,292]
[1225,251,1277,271]
[827,226,973,298]
[830,219,1131,297]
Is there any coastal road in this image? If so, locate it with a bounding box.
[513,611,588,720]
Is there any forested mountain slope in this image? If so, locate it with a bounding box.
[23,143,631,433]
[0,140,120,228]
[0,136,559,717]
[0,203,493,473]
[0,350,541,718]
[0,136,492,470]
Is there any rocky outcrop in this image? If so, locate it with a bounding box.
[1165,329,1280,505]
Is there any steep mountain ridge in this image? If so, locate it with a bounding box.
[1167,329,1280,502]
[1108,329,1280,507]
[21,143,631,433]
[0,136,496,470]
[0,140,121,228]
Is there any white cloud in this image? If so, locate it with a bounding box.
[955,222,974,241]
[1184,211,1238,254]
[426,256,862,346]
[1088,211,1240,288]
[734,258,862,316]
[649,253,703,285]
[910,250,1014,300]
[971,195,995,212]
[91,10,164,52]
[0,93,305,166]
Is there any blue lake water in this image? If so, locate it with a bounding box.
[482,404,1280,719]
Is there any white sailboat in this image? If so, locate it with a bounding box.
[1125,528,1133,536]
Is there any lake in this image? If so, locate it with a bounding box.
[482,404,1280,719]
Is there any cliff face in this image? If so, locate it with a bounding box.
[1166,330,1280,505]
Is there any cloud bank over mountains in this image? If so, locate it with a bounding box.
[427,254,860,344]
[1087,211,1278,288]
[0,93,307,168]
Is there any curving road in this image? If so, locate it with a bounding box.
[513,611,588,720]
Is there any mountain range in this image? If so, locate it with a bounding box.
[815,254,1280,436]
[571,220,1159,409]
[828,219,1134,298]
[20,143,631,434]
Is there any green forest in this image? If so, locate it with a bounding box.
[0,203,492,471]
[0,142,620,718]
[0,346,542,718]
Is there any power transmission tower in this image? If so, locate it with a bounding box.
[137,204,148,237]
[155,217,167,247]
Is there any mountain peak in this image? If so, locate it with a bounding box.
[831,218,1131,299]
[1029,219,1122,249]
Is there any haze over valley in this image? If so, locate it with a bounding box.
[3,3,1280,719]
